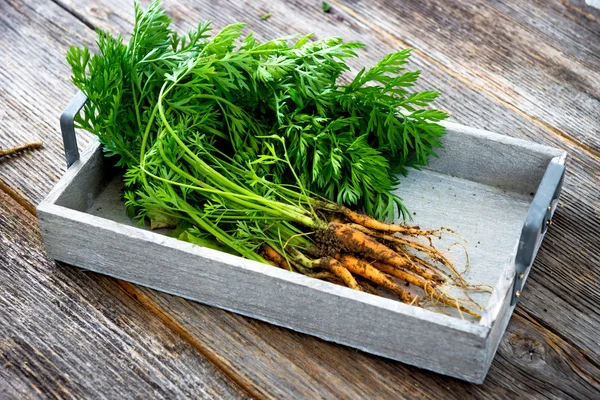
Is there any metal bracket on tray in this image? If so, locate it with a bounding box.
[60,91,88,168]
[512,158,565,305]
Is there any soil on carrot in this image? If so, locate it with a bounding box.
[311,227,343,257]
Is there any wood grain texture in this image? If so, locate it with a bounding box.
[0,0,94,206]
[0,191,247,399]
[142,289,600,399]
[545,0,600,35]
[331,0,600,154]
[0,0,598,397]
[478,0,600,72]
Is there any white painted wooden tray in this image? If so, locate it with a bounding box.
[37,93,566,383]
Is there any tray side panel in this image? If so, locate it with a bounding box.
[37,205,489,383]
[431,123,565,195]
[483,282,515,377]
[42,140,112,212]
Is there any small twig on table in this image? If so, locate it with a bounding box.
[0,142,43,158]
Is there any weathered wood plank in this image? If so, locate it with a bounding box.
[330,0,600,153]
[477,0,600,71]
[545,0,600,35]
[143,289,600,399]
[0,190,247,399]
[0,0,94,204]
[1,0,599,396]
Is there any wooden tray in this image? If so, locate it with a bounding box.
[37,93,566,383]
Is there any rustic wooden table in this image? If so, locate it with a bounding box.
[1,0,599,398]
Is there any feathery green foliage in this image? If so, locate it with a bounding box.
[67,0,446,225]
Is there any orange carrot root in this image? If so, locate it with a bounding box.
[389,237,460,278]
[266,215,483,318]
[342,208,443,236]
[336,254,415,304]
[307,271,338,280]
[306,271,346,287]
[261,244,292,271]
[328,223,445,283]
[347,223,449,282]
[372,262,436,289]
[313,257,360,290]
[355,278,382,296]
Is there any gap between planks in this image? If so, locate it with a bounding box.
[328,0,600,160]
[51,0,96,30]
[0,179,262,399]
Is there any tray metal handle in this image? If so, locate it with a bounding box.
[60,91,88,168]
[512,158,565,305]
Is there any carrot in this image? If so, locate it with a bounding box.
[336,254,415,304]
[328,223,445,283]
[326,214,345,224]
[261,244,292,270]
[307,271,345,286]
[372,261,436,289]
[265,246,360,290]
[371,262,479,318]
[355,277,382,296]
[307,271,337,280]
[342,208,444,236]
[313,257,360,290]
[347,223,448,282]
[308,271,342,283]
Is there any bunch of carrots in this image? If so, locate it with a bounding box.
[262,207,484,318]
[67,1,486,319]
